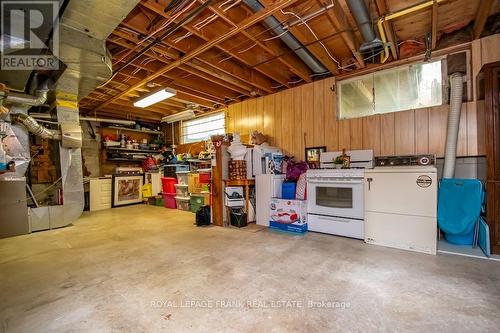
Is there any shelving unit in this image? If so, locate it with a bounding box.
[106,126,163,135]
[106,147,161,154]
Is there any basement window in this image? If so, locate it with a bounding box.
[338,60,445,119]
[181,112,225,144]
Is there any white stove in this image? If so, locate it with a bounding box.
[306,150,373,239]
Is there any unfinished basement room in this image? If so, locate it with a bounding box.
[1,0,500,331]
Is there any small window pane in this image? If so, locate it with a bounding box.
[338,74,374,119]
[182,112,225,143]
[338,60,443,119]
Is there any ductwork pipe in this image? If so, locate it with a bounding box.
[5,81,49,107]
[442,73,464,179]
[242,0,328,74]
[11,113,61,140]
[30,113,136,126]
[346,0,383,53]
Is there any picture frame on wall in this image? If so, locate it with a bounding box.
[112,174,144,207]
[305,146,326,169]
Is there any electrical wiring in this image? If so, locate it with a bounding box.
[262,29,289,42]
[280,8,341,67]
[221,0,242,12]
[173,31,193,43]
[97,1,211,90]
[288,78,303,84]
[237,43,257,53]
[398,39,424,45]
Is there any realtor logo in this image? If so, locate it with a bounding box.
[1,1,59,70]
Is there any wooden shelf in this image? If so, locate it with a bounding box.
[106,158,144,163]
[106,126,163,135]
[106,147,160,154]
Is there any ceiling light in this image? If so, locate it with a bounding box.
[133,88,176,108]
[161,110,196,123]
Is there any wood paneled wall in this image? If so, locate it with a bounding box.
[226,76,485,160]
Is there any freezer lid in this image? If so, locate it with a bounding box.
[364,166,437,174]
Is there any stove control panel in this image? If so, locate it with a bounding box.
[375,154,436,167]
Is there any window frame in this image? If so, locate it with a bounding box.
[336,58,448,120]
[180,111,226,144]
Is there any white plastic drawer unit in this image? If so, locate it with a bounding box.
[90,178,112,211]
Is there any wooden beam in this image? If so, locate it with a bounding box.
[118,19,276,93]
[473,0,494,39]
[204,2,313,82]
[93,0,299,113]
[140,0,291,87]
[375,0,399,60]
[431,0,438,49]
[108,32,251,96]
[318,0,365,68]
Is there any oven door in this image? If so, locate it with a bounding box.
[307,178,364,219]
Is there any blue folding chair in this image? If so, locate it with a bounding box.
[437,178,484,247]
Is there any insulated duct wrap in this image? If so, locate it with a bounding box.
[11,113,61,140]
[442,73,464,178]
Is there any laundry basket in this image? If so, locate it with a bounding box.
[438,178,484,245]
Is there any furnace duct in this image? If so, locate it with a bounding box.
[442,73,464,178]
[10,113,61,140]
[346,0,383,54]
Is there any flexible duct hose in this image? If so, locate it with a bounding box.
[11,113,61,140]
[442,73,464,178]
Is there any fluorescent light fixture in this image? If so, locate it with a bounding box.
[133,88,176,108]
[161,110,196,123]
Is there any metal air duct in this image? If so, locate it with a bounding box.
[346,0,383,54]
[242,0,328,74]
[10,113,61,140]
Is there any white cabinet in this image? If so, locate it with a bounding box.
[255,174,285,226]
[145,172,162,196]
[90,178,112,211]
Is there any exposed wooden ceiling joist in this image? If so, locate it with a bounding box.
[318,0,365,68]
[92,0,300,113]
[473,0,495,39]
[259,0,340,74]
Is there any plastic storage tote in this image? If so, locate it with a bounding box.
[190,194,205,213]
[282,181,297,200]
[175,184,189,197]
[161,177,177,193]
[164,165,177,178]
[162,192,177,209]
[176,171,189,185]
[199,170,211,184]
[175,165,190,173]
[175,196,190,211]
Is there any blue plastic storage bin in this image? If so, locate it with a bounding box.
[282,181,297,200]
[175,164,190,172]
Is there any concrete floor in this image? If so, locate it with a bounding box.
[1,206,500,332]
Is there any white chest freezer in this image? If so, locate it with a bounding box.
[364,167,437,255]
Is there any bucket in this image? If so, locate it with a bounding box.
[162,192,177,209]
[230,209,247,228]
[161,177,177,193]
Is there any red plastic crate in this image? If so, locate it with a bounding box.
[161,177,177,193]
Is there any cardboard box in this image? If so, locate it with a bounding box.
[269,198,307,233]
